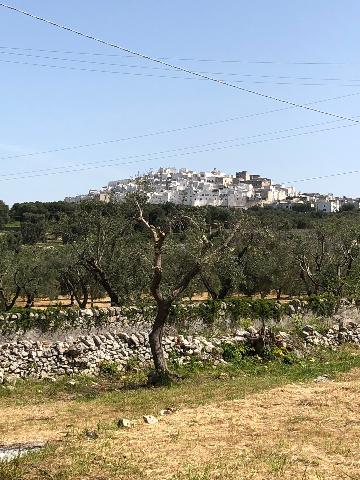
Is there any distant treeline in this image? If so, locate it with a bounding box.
[1,198,359,243]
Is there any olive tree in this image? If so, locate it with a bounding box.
[54,245,105,308]
[0,236,21,310]
[296,217,360,297]
[0,200,9,230]
[199,214,258,300]
[0,236,58,310]
[133,197,240,381]
[59,201,149,306]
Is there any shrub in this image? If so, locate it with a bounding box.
[307,294,340,317]
[221,342,251,363]
[99,360,118,377]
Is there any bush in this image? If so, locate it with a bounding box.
[307,294,340,317]
[221,342,251,363]
[263,345,297,364]
[99,360,118,376]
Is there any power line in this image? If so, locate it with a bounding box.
[1,3,359,125]
[4,57,360,88]
[285,169,360,184]
[0,117,352,175]
[1,91,358,162]
[0,50,185,72]
[0,121,357,182]
[0,57,196,79]
[2,50,360,84]
[0,45,357,66]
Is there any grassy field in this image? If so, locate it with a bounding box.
[1,347,360,479]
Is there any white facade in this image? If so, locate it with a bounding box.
[315,198,340,213]
[65,167,302,210]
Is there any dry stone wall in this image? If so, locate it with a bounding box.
[1,309,360,383]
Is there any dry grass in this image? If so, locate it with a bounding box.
[1,351,360,479]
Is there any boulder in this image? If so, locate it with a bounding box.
[117,418,132,429]
[143,415,158,425]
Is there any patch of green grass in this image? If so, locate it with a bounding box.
[175,467,212,480]
[3,221,20,229]
[267,452,289,475]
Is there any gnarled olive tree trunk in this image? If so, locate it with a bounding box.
[149,300,171,373]
[0,286,21,311]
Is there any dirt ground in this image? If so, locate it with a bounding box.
[15,291,292,309]
[1,369,360,479]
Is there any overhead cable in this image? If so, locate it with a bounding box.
[1,91,358,162]
[2,50,360,84]
[0,121,357,182]
[0,45,356,66]
[3,57,360,88]
[0,3,359,124]
[285,169,360,184]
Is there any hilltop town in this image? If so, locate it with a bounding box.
[65,167,360,213]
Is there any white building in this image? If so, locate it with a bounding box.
[315,196,340,213]
[64,167,301,210]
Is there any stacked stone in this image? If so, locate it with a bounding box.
[302,322,360,346]
[1,322,360,384]
[0,307,130,334]
[0,331,224,382]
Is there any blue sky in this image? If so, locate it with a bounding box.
[0,0,360,205]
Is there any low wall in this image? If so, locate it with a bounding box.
[1,317,360,383]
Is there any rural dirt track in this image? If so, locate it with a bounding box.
[1,371,360,479]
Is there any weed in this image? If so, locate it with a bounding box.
[125,356,141,372]
[175,465,212,480]
[267,452,288,474]
[98,360,118,377]
[221,342,252,363]
[237,317,253,330]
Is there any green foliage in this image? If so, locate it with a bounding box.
[339,203,356,212]
[0,457,23,480]
[10,201,76,222]
[184,354,206,373]
[99,360,118,377]
[220,341,297,365]
[263,345,298,364]
[186,300,223,325]
[291,202,314,213]
[306,293,340,317]
[0,199,9,230]
[3,200,360,320]
[0,294,347,334]
[125,356,141,372]
[168,298,290,329]
[20,213,47,245]
[0,306,110,334]
[58,200,150,307]
[221,342,251,363]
